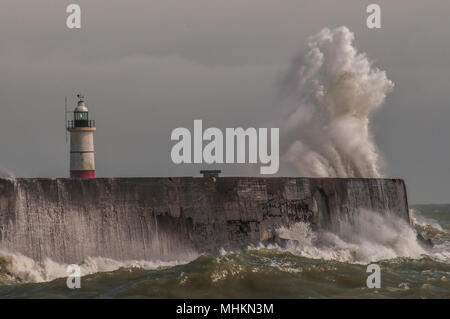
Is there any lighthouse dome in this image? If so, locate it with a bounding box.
[75,101,89,112]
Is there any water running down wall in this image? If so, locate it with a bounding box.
[0,177,409,263]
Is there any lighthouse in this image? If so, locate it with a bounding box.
[67,95,96,178]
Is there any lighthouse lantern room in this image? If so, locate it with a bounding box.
[67,94,96,178]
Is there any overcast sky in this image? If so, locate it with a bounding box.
[0,0,449,203]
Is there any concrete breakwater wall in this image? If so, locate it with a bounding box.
[0,177,409,263]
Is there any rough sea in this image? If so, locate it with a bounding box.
[0,205,449,298]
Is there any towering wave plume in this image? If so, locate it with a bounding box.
[280,26,394,177]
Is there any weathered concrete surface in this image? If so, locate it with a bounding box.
[0,177,409,263]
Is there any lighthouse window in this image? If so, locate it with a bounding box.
[75,112,88,120]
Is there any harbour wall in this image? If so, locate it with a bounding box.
[0,177,409,263]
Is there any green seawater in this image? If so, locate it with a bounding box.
[0,205,449,298]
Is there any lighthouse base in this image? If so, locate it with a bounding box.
[70,170,96,178]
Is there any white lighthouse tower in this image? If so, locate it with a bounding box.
[67,94,96,178]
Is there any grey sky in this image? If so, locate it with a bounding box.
[0,0,449,203]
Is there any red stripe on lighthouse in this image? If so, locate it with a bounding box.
[70,170,96,178]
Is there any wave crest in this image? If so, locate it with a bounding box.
[0,250,193,285]
[276,209,426,264]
